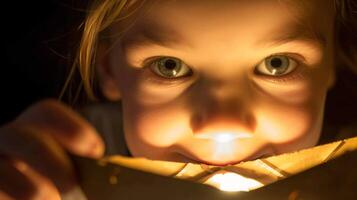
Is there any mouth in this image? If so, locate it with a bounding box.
[171,136,276,166]
[173,145,275,166]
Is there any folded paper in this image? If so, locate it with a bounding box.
[102,137,357,192]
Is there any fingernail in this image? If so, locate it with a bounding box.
[88,142,104,158]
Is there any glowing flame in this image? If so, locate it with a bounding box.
[205,172,264,192]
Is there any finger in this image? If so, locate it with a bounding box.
[13,160,62,200]
[0,126,76,194]
[0,158,61,200]
[0,191,15,200]
[0,158,35,200]
[15,99,105,158]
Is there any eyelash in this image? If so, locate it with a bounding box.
[141,53,308,84]
[253,53,307,83]
[142,57,193,85]
[256,67,306,83]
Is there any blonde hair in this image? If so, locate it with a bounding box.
[60,0,143,103]
[60,0,357,104]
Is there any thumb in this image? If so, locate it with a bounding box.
[14,99,105,158]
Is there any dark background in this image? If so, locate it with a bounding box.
[1,0,87,125]
[1,0,357,141]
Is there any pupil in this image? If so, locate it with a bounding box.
[270,58,282,68]
[164,59,177,70]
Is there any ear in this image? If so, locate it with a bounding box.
[96,42,121,101]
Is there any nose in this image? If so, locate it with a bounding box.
[191,116,255,143]
[189,77,256,139]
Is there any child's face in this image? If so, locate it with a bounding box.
[101,0,335,165]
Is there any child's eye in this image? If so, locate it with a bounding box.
[149,57,193,79]
[255,55,298,76]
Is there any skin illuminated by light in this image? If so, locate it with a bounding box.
[98,0,336,165]
[196,132,252,143]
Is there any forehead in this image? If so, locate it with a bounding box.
[115,0,335,55]
[145,0,333,20]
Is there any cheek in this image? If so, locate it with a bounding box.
[252,64,331,145]
[255,104,321,142]
[114,56,194,157]
[121,100,191,155]
[254,87,327,151]
[116,61,191,106]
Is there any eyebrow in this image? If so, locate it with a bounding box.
[121,22,327,50]
[255,24,327,48]
[121,22,185,50]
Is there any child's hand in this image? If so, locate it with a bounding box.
[0,99,105,200]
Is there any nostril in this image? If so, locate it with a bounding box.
[190,114,205,132]
[190,110,256,134]
[190,114,255,140]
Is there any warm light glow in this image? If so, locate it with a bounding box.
[196,132,252,143]
[205,172,264,192]
[214,133,238,143]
